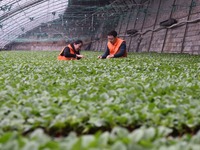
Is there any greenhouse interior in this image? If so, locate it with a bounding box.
[1,0,200,149]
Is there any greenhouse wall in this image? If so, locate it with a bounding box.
[8,0,200,54]
[9,41,67,51]
[90,0,200,54]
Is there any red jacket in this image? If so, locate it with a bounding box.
[57,44,77,60]
[107,38,127,57]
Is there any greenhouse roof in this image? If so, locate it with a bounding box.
[0,0,143,49]
[0,0,69,48]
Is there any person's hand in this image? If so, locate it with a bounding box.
[106,55,114,59]
[76,54,84,58]
[97,56,102,59]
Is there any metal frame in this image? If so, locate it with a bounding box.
[0,0,69,48]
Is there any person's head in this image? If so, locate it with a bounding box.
[73,40,83,51]
[107,30,117,44]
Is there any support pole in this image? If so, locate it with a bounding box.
[161,0,177,53]
[180,0,195,53]
[136,0,150,52]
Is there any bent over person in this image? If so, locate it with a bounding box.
[98,30,127,59]
[58,40,84,60]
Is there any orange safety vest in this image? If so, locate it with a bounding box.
[107,38,127,57]
[57,44,77,60]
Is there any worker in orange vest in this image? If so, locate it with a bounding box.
[58,40,84,60]
[98,30,127,59]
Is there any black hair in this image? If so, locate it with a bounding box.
[74,40,83,45]
[107,30,117,37]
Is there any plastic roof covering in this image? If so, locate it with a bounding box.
[0,0,69,48]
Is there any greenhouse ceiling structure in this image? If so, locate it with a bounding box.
[0,0,116,49]
[0,0,72,48]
